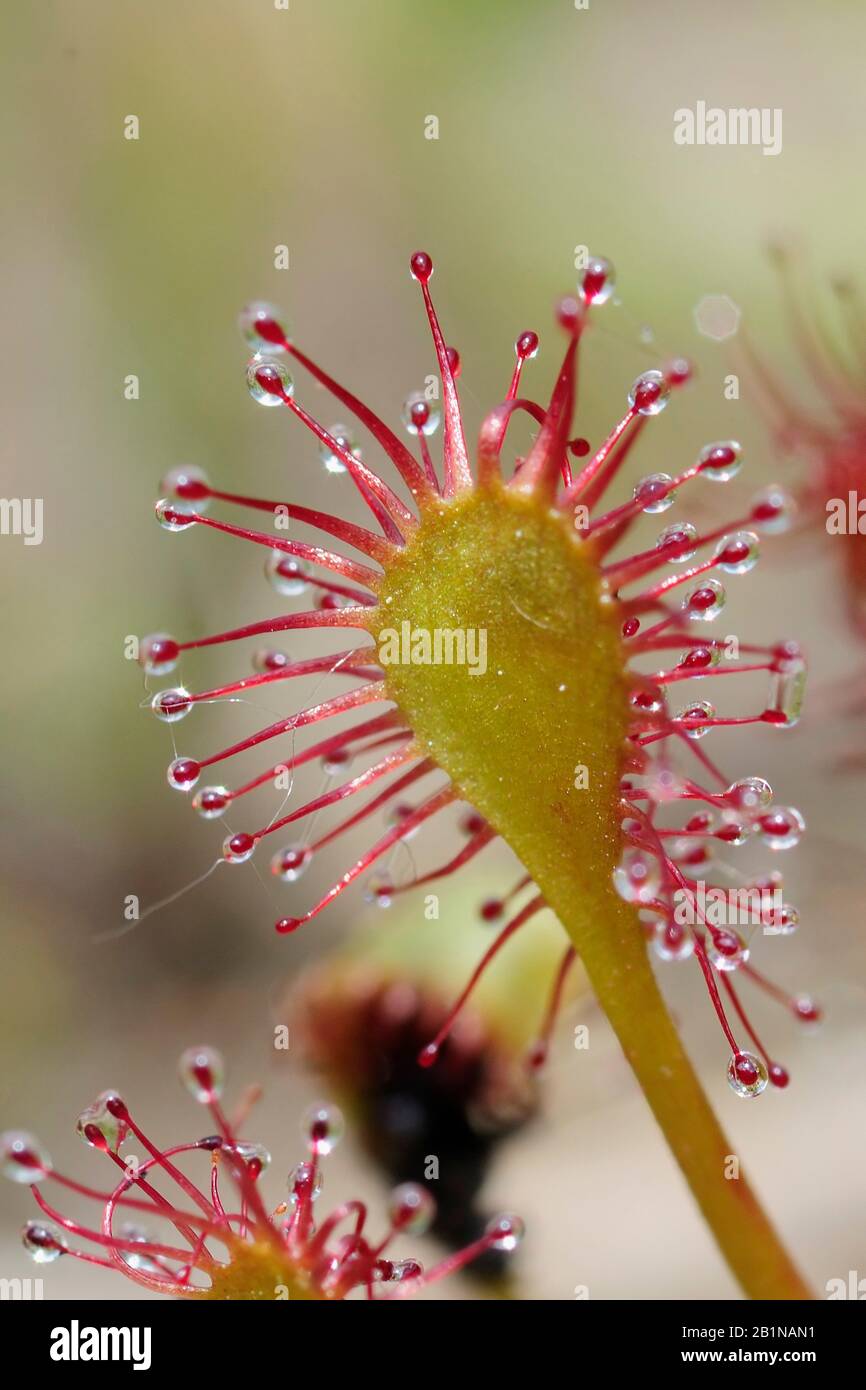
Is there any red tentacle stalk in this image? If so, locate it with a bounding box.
[417,895,547,1067]
[184,511,382,590]
[409,252,472,494]
[527,945,578,1071]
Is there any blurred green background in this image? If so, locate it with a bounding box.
[1,0,865,1299]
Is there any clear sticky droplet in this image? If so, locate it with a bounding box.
[715,531,760,575]
[155,498,195,532]
[628,370,670,417]
[167,756,200,792]
[271,844,312,882]
[717,815,752,847]
[402,391,440,437]
[613,848,661,904]
[364,871,394,908]
[764,902,799,935]
[1,1131,52,1184]
[768,658,807,727]
[230,1142,272,1175]
[239,302,288,355]
[192,785,231,820]
[751,484,796,534]
[303,1102,344,1157]
[515,330,539,361]
[683,579,726,621]
[652,919,695,963]
[707,929,750,973]
[265,550,309,597]
[698,441,742,482]
[727,1051,768,1098]
[388,1182,436,1236]
[252,647,291,673]
[630,685,665,716]
[321,747,352,777]
[247,354,293,406]
[657,522,698,562]
[178,1046,225,1103]
[677,700,716,739]
[151,687,192,723]
[580,255,616,306]
[22,1220,68,1264]
[794,996,821,1026]
[222,833,255,865]
[319,424,361,475]
[634,472,676,513]
[758,806,805,850]
[677,645,720,672]
[159,465,211,515]
[139,634,180,677]
[485,1213,525,1252]
[725,777,773,813]
[288,1160,322,1207]
[119,1223,160,1273]
[76,1092,127,1151]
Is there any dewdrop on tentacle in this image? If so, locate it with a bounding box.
[728,1051,769,1098]
[3,1050,522,1299]
[266,552,310,597]
[579,255,616,307]
[76,1091,129,1151]
[271,844,312,883]
[636,473,677,513]
[303,1101,343,1157]
[141,249,815,1110]
[160,465,212,515]
[628,370,671,417]
[319,423,361,476]
[151,687,192,723]
[758,805,806,850]
[402,392,441,438]
[178,1045,225,1103]
[0,1132,52,1184]
[239,301,289,355]
[22,1220,68,1264]
[155,499,195,533]
[138,634,180,677]
[699,441,743,482]
[192,785,231,819]
[247,355,294,406]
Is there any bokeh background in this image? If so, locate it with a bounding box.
[2,0,865,1300]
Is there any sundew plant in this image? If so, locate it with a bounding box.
[7,251,815,1300]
